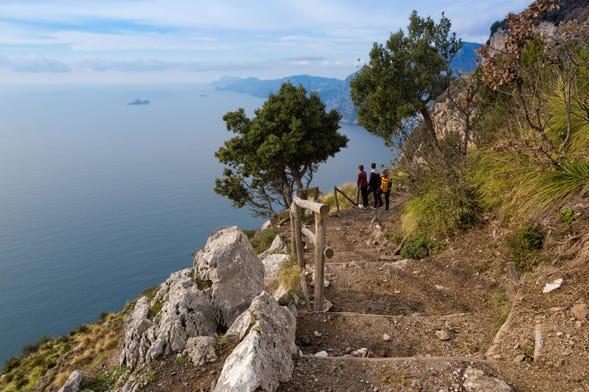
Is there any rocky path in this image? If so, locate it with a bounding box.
[281,207,518,391]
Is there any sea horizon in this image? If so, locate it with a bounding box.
[0,83,394,365]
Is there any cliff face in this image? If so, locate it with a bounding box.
[487,0,589,54]
[434,0,589,145]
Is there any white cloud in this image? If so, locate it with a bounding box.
[0,55,71,73]
[0,0,534,83]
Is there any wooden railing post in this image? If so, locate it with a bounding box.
[291,189,333,312]
[291,203,305,268]
[314,211,326,311]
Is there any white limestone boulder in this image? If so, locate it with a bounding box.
[194,226,265,327]
[261,253,290,287]
[258,234,287,259]
[57,370,88,392]
[120,268,217,368]
[184,336,218,366]
[213,291,297,392]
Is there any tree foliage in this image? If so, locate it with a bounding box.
[214,82,348,217]
[350,10,462,153]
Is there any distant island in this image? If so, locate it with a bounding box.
[211,41,481,124]
[127,99,151,106]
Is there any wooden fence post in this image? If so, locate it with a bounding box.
[314,211,326,311]
[291,190,332,312]
[334,186,340,212]
[292,203,304,268]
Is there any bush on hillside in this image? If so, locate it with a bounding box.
[506,224,545,270]
[400,170,481,238]
[400,233,444,260]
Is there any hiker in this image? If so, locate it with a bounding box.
[368,163,382,208]
[357,165,368,208]
[380,169,393,210]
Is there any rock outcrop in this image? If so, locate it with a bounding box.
[261,253,289,287]
[120,226,265,369]
[57,370,88,392]
[120,268,217,368]
[213,291,298,392]
[194,226,265,328]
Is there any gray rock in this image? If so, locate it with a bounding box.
[273,284,291,305]
[314,351,329,357]
[184,336,217,366]
[260,219,272,231]
[121,227,265,369]
[120,268,217,368]
[435,329,452,341]
[57,370,87,392]
[259,234,287,259]
[463,366,512,391]
[262,254,289,287]
[194,226,265,326]
[214,291,297,392]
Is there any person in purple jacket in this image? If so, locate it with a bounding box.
[357,165,368,208]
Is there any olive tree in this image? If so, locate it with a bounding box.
[350,11,462,155]
[214,82,348,217]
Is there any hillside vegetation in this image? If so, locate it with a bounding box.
[1,0,589,391]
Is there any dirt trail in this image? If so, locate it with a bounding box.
[281,207,517,391]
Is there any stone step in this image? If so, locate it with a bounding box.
[296,311,495,359]
[282,356,516,392]
[320,260,492,316]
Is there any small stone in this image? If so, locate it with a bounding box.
[383,333,392,341]
[571,303,588,321]
[542,278,563,293]
[314,331,322,337]
[435,329,452,341]
[513,354,526,362]
[314,351,329,357]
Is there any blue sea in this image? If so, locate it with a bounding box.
[0,84,393,365]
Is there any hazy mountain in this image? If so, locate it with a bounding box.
[213,41,481,124]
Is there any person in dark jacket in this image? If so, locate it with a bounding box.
[367,163,382,208]
[357,165,368,208]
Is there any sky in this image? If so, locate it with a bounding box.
[0,0,533,84]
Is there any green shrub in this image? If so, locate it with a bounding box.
[2,357,21,373]
[384,231,404,244]
[250,228,280,254]
[140,286,160,301]
[400,233,444,260]
[80,366,126,392]
[196,279,213,290]
[276,259,302,291]
[401,178,480,238]
[20,342,40,357]
[559,206,576,225]
[148,300,164,320]
[506,224,545,270]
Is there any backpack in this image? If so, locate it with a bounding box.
[380,174,392,192]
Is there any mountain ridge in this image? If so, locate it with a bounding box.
[212,41,482,124]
